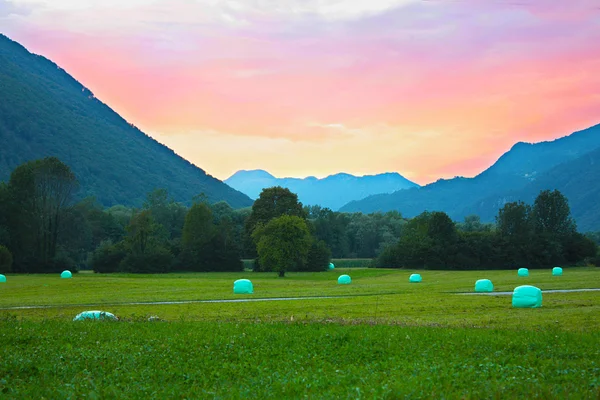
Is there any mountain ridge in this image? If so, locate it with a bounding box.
[340,123,600,230]
[225,170,419,210]
[0,34,253,208]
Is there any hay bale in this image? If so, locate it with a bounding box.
[0,274,6,283]
[73,310,118,321]
[512,285,542,308]
[475,279,493,292]
[552,267,563,276]
[328,263,335,270]
[337,274,351,284]
[234,279,254,294]
[60,270,72,279]
[517,268,529,277]
[409,273,422,283]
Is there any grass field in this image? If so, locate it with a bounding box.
[242,258,373,270]
[331,258,374,268]
[1,267,599,398]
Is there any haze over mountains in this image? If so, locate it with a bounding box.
[225,170,419,210]
[0,34,252,208]
[341,123,600,231]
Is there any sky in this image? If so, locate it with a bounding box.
[1,0,599,184]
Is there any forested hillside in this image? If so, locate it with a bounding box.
[467,146,600,232]
[0,34,252,208]
[341,123,600,230]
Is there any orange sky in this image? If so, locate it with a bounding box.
[1,0,599,184]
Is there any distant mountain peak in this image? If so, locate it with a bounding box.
[227,169,275,180]
[225,170,419,209]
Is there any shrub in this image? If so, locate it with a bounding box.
[119,246,174,273]
[90,241,127,273]
[0,245,13,273]
[376,245,399,268]
[302,239,331,272]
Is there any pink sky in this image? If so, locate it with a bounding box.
[1,0,599,184]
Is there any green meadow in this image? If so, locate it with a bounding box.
[1,268,599,398]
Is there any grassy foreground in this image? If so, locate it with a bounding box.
[0,321,598,399]
[0,268,599,398]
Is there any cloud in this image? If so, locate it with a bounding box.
[3,0,599,183]
[0,0,31,18]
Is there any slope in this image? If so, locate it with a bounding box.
[466,146,600,231]
[0,34,252,208]
[340,123,600,220]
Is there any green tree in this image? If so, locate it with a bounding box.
[120,210,173,273]
[106,205,134,228]
[426,211,458,268]
[305,239,331,272]
[496,201,532,239]
[0,183,10,247]
[211,201,234,223]
[180,203,215,271]
[532,190,576,237]
[209,217,244,272]
[252,215,312,277]
[7,157,78,272]
[143,189,187,240]
[0,245,13,273]
[496,201,533,266]
[126,210,158,255]
[90,241,126,273]
[245,186,306,261]
[458,215,492,233]
[309,207,351,258]
[246,187,305,234]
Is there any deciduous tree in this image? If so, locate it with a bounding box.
[252,215,312,277]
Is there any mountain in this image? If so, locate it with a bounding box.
[340,123,600,230]
[225,170,419,210]
[0,34,252,208]
[467,145,600,232]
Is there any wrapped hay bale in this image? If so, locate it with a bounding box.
[0,274,6,283]
[517,268,529,277]
[475,279,493,292]
[552,267,563,276]
[409,273,422,283]
[233,279,254,294]
[337,274,351,284]
[73,310,118,321]
[512,285,542,308]
[328,263,335,270]
[60,270,72,279]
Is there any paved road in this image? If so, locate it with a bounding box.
[458,288,600,296]
[2,288,598,310]
[0,295,350,310]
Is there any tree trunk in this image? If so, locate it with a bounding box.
[278,270,285,278]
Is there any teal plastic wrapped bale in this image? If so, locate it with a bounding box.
[337,274,351,284]
[552,267,563,276]
[73,310,118,321]
[475,279,493,292]
[0,274,6,283]
[517,268,529,277]
[234,279,254,294]
[60,270,72,279]
[512,285,542,308]
[409,274,422,283]
[328,263,335,270]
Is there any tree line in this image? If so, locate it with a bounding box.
[376,191,598,269]
[0,157,598,275]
